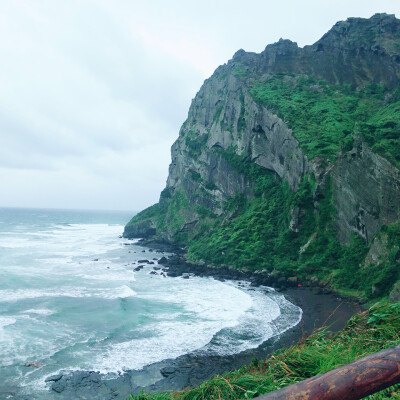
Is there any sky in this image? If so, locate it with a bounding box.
[0,1,399,212]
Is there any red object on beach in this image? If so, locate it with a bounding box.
[24,361,41,368]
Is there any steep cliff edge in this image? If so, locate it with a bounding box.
[125,13,400,301]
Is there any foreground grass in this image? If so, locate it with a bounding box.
[128,302,400,400]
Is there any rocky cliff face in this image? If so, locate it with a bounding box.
[240,12,400,88]
[332,137,400,244]
[167,69,311,206]
[124,14,400,299]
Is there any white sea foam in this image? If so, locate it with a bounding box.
[76,263,136,282]
[89,280,256,372]
[22,309,54,316]
[77,272,136,282]
[0,316,20,355]
[0,316,17,329]
[122,238,141,245]
[0,237,33,249]
[92,322,219,372]
[1,223,123,255]
[203,284,301,355]
[137,276,253,323]
[87,280,302,373]
[101,285,136,299]
[0,285,136,302]
[0,217,303,393]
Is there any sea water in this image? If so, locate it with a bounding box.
[0,207,302,397]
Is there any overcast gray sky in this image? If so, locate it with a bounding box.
[0,1,399,212]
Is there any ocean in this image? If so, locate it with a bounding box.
[0,207,302,398]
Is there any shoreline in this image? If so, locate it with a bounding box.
[126,285,362,396]
[21,243,361,400]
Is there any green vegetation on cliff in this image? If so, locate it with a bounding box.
[127,146,400,301]
[125,189,190,242]
[187,150,400,301]
[249,75,400,166]
[128,302,400,400]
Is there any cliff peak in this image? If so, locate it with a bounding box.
[315,12,400,51]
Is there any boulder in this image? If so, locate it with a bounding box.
[45,374,63,383]
[389,281,400,302]
[160,366,176,377]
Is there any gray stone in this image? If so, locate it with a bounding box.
[45,374,63,383]
[389,281,400,302]
[332,138,400,244]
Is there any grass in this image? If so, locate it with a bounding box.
[249,75,400,167]
[127,302,400,400]
[185,130,209,159]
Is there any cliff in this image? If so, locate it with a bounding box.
[125,13,400,301]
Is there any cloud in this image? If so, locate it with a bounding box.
[0,0,399,210]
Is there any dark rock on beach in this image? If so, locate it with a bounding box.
[160,366,176,378]
[158,256,168,265]
[45,375,63,383]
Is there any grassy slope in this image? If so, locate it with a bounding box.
[125,189,191,243]
[128,302,400,400]
[248,75,400,167]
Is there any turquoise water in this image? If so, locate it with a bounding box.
[0,208,301,397]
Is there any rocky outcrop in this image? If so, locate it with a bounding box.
[390,281,400,302]
[332,138,400,244]
[166,71,311,212]
[364,234,390,266]
[236,13,400,89]
[124,13,400,253]
[124,220,156,239]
